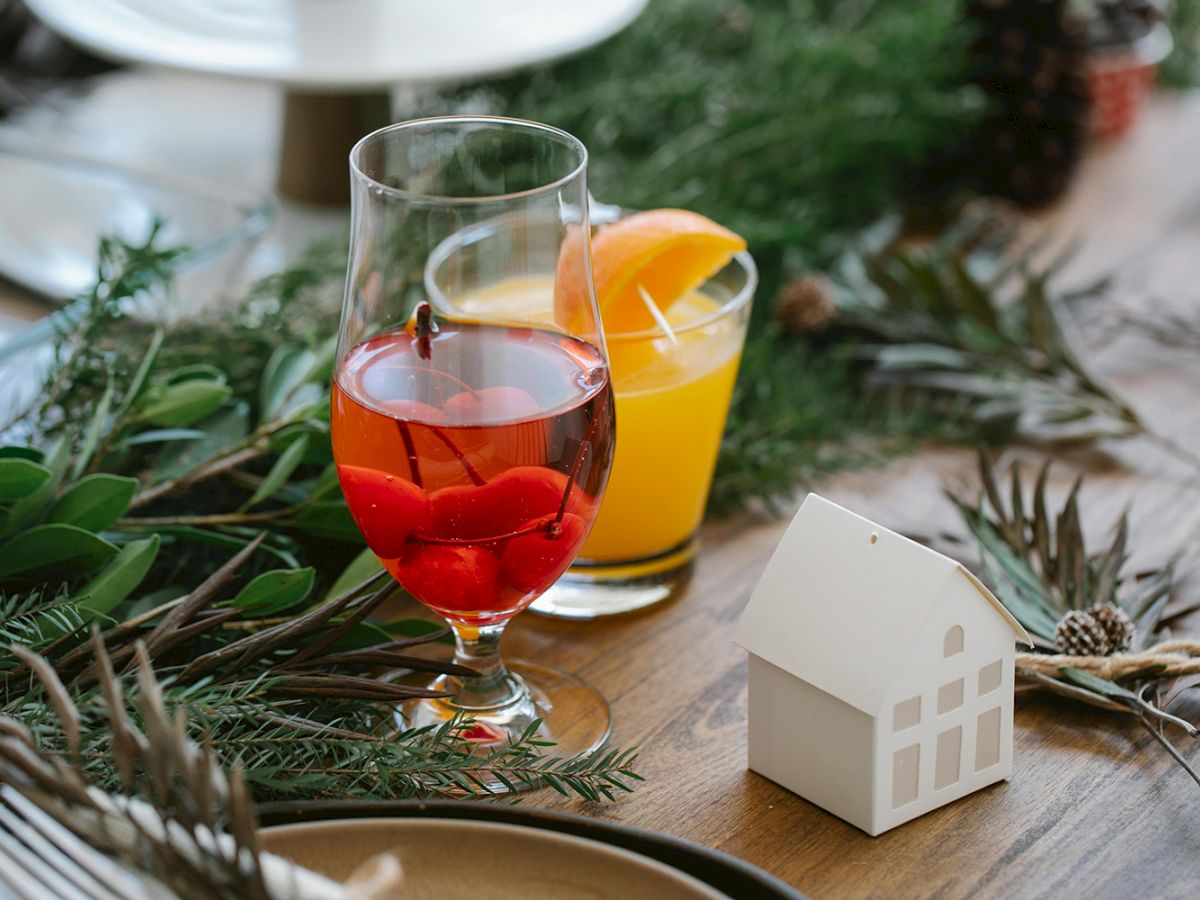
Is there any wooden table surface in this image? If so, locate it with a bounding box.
[503,94,1200,899]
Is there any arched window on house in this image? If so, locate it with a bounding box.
[944,625,964,657]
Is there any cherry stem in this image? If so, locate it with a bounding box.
[554,390,605,525]
[410,518,555,547]
[429,426,487,486]
[415,302,435,360]
[395,422,423,488]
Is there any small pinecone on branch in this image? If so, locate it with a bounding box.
[1056,608,1112,656]
[1054,603,1135,656]
[1091,603,1135,653]
[777,276,836,334]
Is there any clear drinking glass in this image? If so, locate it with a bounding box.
[331,117,615,763]
[427,206,755,618]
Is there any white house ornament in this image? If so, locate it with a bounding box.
[734,493,1032,836]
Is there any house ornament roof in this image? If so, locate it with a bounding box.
[734,493,1032,716]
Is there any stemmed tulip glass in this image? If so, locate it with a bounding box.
[331,117,615,762]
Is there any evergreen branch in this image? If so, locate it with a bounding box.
[953,451,1175,647]
[0,640,361,900]
[837,223,1144,447]
[957,451,1199,786]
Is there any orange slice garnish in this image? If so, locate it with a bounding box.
[555,209,747,335]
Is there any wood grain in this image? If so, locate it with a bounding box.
[498,96,1200,898]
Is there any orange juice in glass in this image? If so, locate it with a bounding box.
[427,207,754,617]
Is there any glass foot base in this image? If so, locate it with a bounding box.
[394,660,611,793]
[530,537,696,619]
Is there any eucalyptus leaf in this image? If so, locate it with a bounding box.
[152,402,250,481]
[260,345,316,422]
[75,535,160,618]
[136,380,232,427]
[46,474,139,531]
[288,501,361,542]
[40,436,70,485]
[0,524,118,580]
[166,364,228,386]
[0,446,44,462]
[245,434,309,509]
[1,440,69,536]
[116,428,206,448]
[231,567,315,613]
[0,458,53,502]
[112,327,164,423]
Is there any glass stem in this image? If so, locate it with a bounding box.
[448,622,522,711]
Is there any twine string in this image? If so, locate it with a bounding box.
[1016,640,1200,680]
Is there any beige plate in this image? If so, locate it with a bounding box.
[259,817,728,900]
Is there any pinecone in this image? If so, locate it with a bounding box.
[1055,608,1112,656]
[1091,603,1135,653]
[1054,604,1136,655]
[961,0,1093,209]
[777,276,836,334]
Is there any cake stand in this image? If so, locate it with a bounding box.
[24,0,646,204]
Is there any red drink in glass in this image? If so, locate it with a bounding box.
[331,321,613,626]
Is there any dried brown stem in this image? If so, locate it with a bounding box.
[130,445,264,510]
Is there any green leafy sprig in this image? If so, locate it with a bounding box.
[0,231,640,805]
[836,220,1142,446]
[955,452,1199,785]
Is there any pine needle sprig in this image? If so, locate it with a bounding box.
[442,0,983,247]
[0,638,371,899]
[954,451,1200,786]
[951,451,1173,650]
[837,223,1143,446]
[1,640,278,900]
[0,574,643,804]
[27,221,186,436]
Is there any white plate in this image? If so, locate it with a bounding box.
[24,0,647,89]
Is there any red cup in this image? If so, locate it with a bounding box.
[1088,23,1173,139]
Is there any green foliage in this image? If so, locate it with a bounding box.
[76,535,160,617]
[709,327,937,513]
[1161,0,1200,87]
[954,453,1173,650]
[458,0,982,247]
[230,566,315,613]
[0,588,84,657]
[421,0,993,509]
[46,473,138,530]
[835,219,1142,445]
[0,229,639,805]
[956,452,1198,785]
